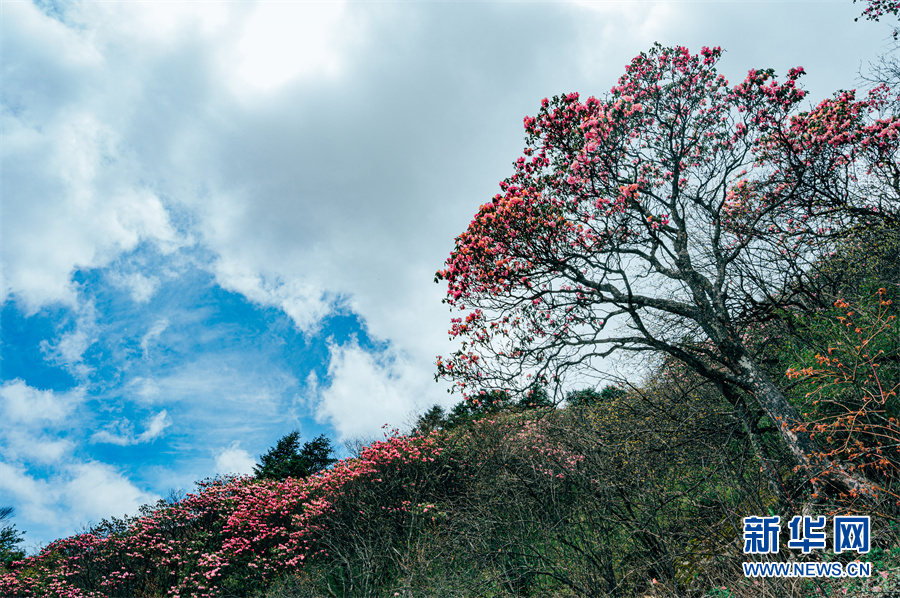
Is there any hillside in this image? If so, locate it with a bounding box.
[2,385,898,597]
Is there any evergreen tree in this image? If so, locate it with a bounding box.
[414,404,447,435]
[516,384,553,409]
[0,506,25,568]
[566,385,627,408]
[298,434,337,475]
[254,432,336,481]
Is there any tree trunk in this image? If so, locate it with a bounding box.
[737,356,880,501]
[721,383,791,508]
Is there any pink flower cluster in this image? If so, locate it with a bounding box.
[434,43,900,400]
[855,0,900,36]
[0,433,445,598]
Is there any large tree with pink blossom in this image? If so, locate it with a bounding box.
[855,0,900,37]
[436,44,899,501]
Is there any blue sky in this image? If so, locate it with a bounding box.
[1,0,895,551]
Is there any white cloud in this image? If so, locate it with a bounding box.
[2,2,184,311]
[0,462,57,524]
[140,318,171,357]
[0,428,74,465]
[0,380,84,425]
[38,301,101,379]
[0,380,159,546]
[0,460,158,549]
[91,410,171,446]
[316,339,443,441]
[81,1,234,45]
[1,1,105,115]
[230,1,355,93]
[127,376,162,402]
[211,258,336,334]
[64,461,159,522]
[109,271,161,304]
[1,109,181,311]
[139,411,170,441]
[214,441,256,476]
[131,354,293,407]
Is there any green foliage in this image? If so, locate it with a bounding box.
[254,432,337,481]
[515,384,553,409]
[565,385,626,408]
[435,387,555,432]
[254,431,307,480]
[0,507,25,568]
[742,225,900,505]
[414,404,447,435]
[298,434,337,476]
[443,390,511,429]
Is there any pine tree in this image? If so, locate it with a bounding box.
[0,506,25,568]
[253,432,336,481]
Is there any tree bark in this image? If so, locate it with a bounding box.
[722,383,791,508]
[737,355,879,501]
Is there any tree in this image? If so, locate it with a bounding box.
[298,434,337,475]
[414,404,447,435]
[783,288,900,505]
[515,383,554,409]
[854,0,900,37]
[342,435,378,460]
[566,385,626,408]
[444,391,511,429]
[436,44,899,500]
[254,432,336,481]
[0,506,25,568]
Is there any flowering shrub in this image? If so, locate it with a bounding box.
[0,433,446,598]
[785,289,900,505]
[2,399,895,597]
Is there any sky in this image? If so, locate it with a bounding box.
[0,0,895,552]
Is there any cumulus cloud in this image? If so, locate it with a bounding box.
[214,441,257,476]
[28,439,73,464]
[64,461,160,522]
[315,339,443,441]
[0,428,74,465]
[210,259,337,335]
[0,381,83,488]
[0,379,160,546]
[1,109,181,311]
[0,458,159,549]
[0,380,84,425]
[0,462,58,525]
[1,2,183,312]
